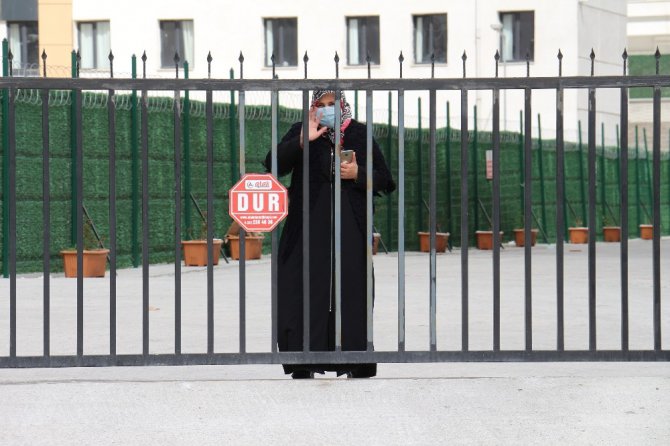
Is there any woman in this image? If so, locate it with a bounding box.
[264,89,395,379]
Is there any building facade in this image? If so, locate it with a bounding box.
[0,0,635,144]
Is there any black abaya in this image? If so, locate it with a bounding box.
[264,120,395,377]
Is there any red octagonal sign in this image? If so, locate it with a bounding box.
[229,173,288,232]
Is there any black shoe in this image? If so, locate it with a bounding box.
[346,371,372,379]
[291,370,315,379]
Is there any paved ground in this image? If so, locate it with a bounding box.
[0,239,669,444]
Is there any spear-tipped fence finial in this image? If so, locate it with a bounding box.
[461,51,467,78]
[494,50,500,78]
[398,51,404,78]
[174,52,180,78]
[41,49,47,78]
[141,51,147,79]
[525,51,530,77]
[366,51,371,79]
[303,51,309,79]
[239,51,244,79]
[590,48,595,76]
[76,50,81,78]
[430,52,435,78]
[270,52,275,78]
[334,51,340,79]
[108,50,114,78]
[7,49,12,77]
[207,51,213,79]
[557,49,563,77]
[655,46,661,75]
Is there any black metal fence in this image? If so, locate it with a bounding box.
[1,48,669,368]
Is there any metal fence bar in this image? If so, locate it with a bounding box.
[173,80,182,355]
[41,88,50,356]
[429,89,437,352]
[334,89,342,351]
[270,88,279,353]
[652,79,662,351]
[8,86,16,357]
[460,86,469,351]
[141,83,149,356]
[397,87,406,352]
[524,87,532,351]
[238,89,247,354]
[107,86,117,356]
[588,85,597,351]
[492,86,501,351]
[206,89,214,354]
[555,79,565,351]
[366,89,374,351]
[620,55,629,351]
[301,89,310,353]
[75,88,84,357]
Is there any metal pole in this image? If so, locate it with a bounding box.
[1,39,8,278]
[70,50,77,246]
[473,105,479,230]
[446,102,453,248]
[635,126,641,228]
[184,62,192,237]
[643,127,653,218]
[601,122,607,227]
[417,97,423,233]
[229,68,237,184]
[387,91,393,248]
[518,110,523,221]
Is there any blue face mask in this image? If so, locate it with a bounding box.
[318,105,336,128]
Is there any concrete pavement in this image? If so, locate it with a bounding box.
[0,239,669,444]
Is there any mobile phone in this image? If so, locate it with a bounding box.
[340,150,354,163]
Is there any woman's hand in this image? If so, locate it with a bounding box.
[299,107,328,147]
[340,152,358,180]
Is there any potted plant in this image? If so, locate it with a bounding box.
[602,215,621,242]
[568,218,588,244]
[224,221,264,260]
[60,219,110,278]
[475,228,504,250]
[512,216,539,247]
[181,216,224,266]
[417,231,449,253]
[639,222,653,240]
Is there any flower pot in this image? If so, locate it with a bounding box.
[568,227,588,244]
[513,228,539,247]
[373,233,381,255]
[181,239,223,266]
[417,232,449,253]
[602,226,621,242]
[475,231,504,250]
[640,224,653,240]
[60,249,110,278]
[227,234,264,260]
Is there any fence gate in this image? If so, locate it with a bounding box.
[1,47,669,368]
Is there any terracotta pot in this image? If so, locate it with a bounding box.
[228,235,264,260]
[475,231,504,250]
[417,232,449,253]
[568,227,588,244]
[373,233,381,255]
[602,226,621,242]
[60,249,110,278]
[513,228,539,247]
[181,239,223,266]
[639,224,653,240]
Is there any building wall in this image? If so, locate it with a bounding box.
[31,0,631,144]
[38,0,73,74]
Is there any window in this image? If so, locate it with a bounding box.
[77,22,110,70]
[346,16,380,65]
[160,20,194,68]
[499,11,534,62]
[413,14,447,64]
[264,18,297,67]
[7,21,39,68]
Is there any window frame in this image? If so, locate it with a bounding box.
[7,21,39,68]
[264,17,298,67]
[159,19,194,69]
[498,11,535,62]
[412,13,448,65]
[346,15,380,66]
[77,21,110,70]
